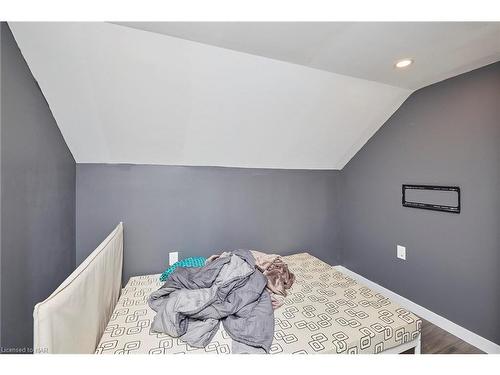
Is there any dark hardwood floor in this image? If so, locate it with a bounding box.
[403,319,484,354]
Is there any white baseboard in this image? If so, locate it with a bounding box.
[334,265,500,354]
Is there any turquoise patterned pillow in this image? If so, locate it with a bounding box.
[159,256,206,282]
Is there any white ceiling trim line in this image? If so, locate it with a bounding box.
[10,22,411,170]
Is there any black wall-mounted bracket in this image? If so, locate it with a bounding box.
[402,184,460,214]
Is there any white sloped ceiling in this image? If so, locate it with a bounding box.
[9,22,413,169]
[114,22,500,90]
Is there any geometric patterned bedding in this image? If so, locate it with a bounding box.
[96,253,421,354]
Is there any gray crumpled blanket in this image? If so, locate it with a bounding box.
[148,249,274,353]
[207,250,295,309]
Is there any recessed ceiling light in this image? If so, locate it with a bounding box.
[395,59,413,69]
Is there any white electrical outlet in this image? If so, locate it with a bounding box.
[397,245,406,260]
[169,251,179,266]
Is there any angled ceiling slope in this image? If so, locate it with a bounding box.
[10,22,412,169]
[115,22,500,90]
[10,22,498,170]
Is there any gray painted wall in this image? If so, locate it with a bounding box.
[76,164,341,282]
[340,62,500,344]
[1,23,76,351]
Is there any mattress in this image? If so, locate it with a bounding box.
[96,253,421,354]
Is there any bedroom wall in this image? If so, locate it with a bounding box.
[340,62,500,344]
[0,23,76,352]
[76,164,341,281]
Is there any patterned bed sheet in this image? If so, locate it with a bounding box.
[96,253,421,354]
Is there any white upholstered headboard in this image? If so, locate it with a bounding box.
[33,222,123,354]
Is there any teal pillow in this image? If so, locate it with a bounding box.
[159,256,206,282]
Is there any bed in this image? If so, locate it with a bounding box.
[34,223,421,354]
